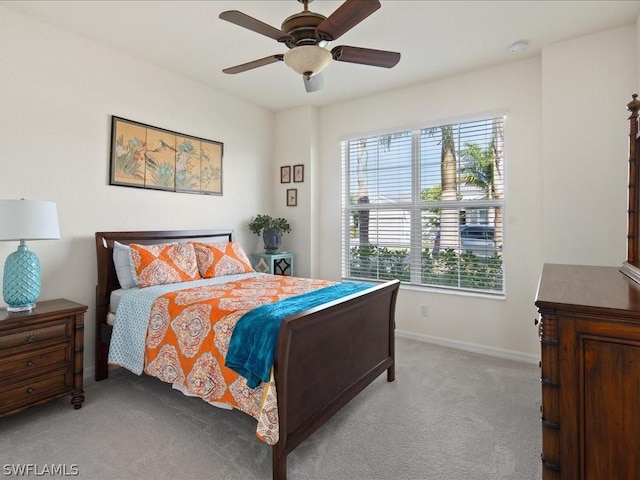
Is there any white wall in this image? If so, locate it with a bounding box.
[313,57,544,359]
[541,26,636,266]
[0,7,275,374]
[1,3,637,370]
[287,24,634,360]
[637,15,640,92]
[273,106,320,277]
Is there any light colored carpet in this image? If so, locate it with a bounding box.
[1,337,542,480]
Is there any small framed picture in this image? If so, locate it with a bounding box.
[293,164,304,183]
[286,188,297,207]
[280,166,291,183]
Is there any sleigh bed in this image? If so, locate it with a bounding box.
[94,229,399,480]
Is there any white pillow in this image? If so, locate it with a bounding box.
[113,241,137,289]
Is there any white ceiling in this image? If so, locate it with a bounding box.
[2,1,639,112]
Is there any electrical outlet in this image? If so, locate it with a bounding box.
[420,305,429,317]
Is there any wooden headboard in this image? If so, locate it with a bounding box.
[94,229,234,380]
[95,229,234,307]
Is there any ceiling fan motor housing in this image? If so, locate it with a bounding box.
[281,11,327,47]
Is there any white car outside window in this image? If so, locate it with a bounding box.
[432,225,496,258]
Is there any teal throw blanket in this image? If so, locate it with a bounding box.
[225,281,371,388]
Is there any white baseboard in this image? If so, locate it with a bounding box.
[83,364,126,382]
[395,329,540,365]
[83,365,95,382]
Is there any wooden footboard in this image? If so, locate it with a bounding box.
[272,279,399,480]
[95,230,399,480]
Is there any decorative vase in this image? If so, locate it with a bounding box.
[262,228,282,254]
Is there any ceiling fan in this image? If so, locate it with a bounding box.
[219,0,401,92]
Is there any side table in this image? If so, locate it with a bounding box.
[0,299,87,418]
[251,253,294,276]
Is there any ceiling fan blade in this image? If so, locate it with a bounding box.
[316,0,381,41]
[219,10,292,43]
[331,45,400,68]
[222,54,284,74]
[303,73,325,93]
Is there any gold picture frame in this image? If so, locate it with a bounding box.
[293,164,304,183]
[280,166,291,183]
[110,116,223,195]
[286,188,297,207]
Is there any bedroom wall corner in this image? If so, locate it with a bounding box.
[274,105,320,278]
[540,25,636,267]
[0,6,275,374]
[319,57,543,357]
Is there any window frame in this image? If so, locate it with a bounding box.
[341,115,506,296]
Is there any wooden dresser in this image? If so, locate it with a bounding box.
[0,299,87,417]
[536,264,640,479]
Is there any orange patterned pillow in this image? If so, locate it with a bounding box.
[192,241,254,278]
[129,242,201,288]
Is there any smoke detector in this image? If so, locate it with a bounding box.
[509,40,528,54]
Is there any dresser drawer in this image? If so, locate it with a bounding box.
[0,345,69,378]
[0,371,69,413]
[0,321,68,350]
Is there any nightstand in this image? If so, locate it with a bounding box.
[251,253,294,276]
[0,299,87,418]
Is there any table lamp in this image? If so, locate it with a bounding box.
[0,199,60,311]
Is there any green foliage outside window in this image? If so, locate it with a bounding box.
[349,245,503,292]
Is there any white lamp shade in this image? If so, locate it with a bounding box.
[284,45,332,76]
[0,199,60,241]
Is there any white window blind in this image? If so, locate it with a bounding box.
[342,117,505,295]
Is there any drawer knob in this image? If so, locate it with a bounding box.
[26,360,34,367]
[26,387,34,394]
[27,335,36,343]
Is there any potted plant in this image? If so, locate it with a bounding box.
[248,214,291,253]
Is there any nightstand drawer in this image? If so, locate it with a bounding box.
[0,371,69,412]
[0,299,87,418]
[0,345,69,378]
[0,321,68,350]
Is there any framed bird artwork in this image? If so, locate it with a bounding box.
[109,116,223,195]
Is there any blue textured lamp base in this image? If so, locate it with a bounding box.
[3,244,41,312]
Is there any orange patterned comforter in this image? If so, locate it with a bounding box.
[141,274,333,445]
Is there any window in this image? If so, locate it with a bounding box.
[342,116,505,295]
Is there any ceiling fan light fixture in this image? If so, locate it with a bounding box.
[283,45,331,77]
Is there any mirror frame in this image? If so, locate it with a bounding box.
[620,94,640,284]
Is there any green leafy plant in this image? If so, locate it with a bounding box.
[349,245,503,292]
[248,214,291,235]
